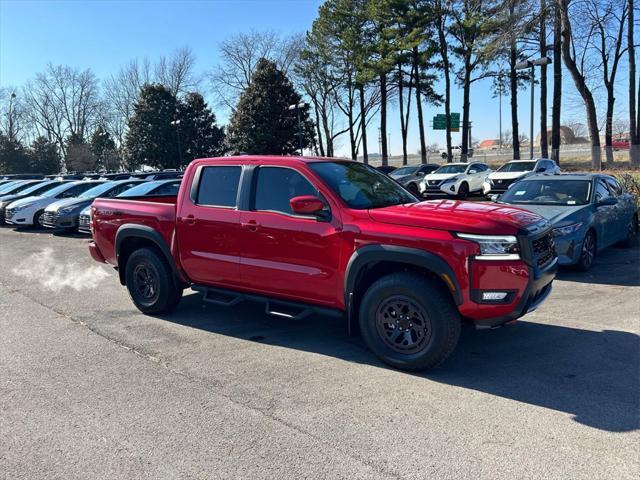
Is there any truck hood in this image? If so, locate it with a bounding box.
[368,200,544,235]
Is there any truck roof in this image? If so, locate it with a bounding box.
[191,155,353,166]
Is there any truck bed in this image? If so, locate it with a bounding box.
[91,196,178,265]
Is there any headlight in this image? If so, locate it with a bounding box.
[553,222,583,237]
[58,207,76,215]
[13,203,33,211]
[442,176,459,184]
[457,233,520,260]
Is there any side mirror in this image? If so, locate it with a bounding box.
[490,194,501,202]
[290,195,326,216]
[416,171,426,177]
[597,196,618,207]
[536,167,546,173]
[468,169,478,174]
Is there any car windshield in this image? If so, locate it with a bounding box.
[500,179,592,206]
[309,161,417,209]
[497,161,536,172]
[19,182,56,196]
[78,182,112,198]
[391,166,419,176]
[0,181,39,195]
[433,164,466,174]
[118,181,160,197]
[42,182,78,197]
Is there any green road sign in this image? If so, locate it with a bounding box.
[433,113,460,130]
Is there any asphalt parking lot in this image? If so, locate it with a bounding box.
[1,226,638,479]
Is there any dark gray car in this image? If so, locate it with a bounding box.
[42,179,144,231]
[496,173,638,270]
[389,164,439,195]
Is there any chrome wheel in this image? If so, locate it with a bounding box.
[375,295,431,354]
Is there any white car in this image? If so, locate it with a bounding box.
[4,181,100,227]
[482,158,561,196]
[420,162,491,198]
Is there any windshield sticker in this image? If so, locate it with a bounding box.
[515,191,526,195]
[567,200,577,205]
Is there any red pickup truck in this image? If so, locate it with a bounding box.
[89,156,557,370]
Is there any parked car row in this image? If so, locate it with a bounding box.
[0,176,182,232]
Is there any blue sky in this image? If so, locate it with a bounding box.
[0,0,631,157]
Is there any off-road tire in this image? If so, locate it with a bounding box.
[125,247,182,314]
[359,272,461,371]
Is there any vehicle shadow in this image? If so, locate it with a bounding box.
[162,293,639,434]
[557,244,640,287]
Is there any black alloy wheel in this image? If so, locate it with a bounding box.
[375,295,431,354]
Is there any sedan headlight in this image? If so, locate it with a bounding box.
[12,203,33,211]
[552,222,583,237]
[457,233,520,260]
[58,206,77,215]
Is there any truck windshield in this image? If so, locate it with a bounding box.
[309,161,417,209]
[500,179,591,206]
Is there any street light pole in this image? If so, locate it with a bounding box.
[288,102,307,155]
[170,120,183,167]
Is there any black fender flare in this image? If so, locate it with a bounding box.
[344,244,463,335]
[114,224,183,285]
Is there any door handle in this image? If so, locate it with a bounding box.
[182,215,196,225]
[241,220,260,231]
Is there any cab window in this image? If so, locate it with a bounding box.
[197,166,241,207]
[253,167,318,215]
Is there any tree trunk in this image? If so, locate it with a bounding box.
[460,55,471,163]
[605,90,615,166]
[629,0,640,165]
[312,100,325,157]
[551,0,562,164]
[559,0,601,169]
[380,73,388,165]
[539,0,549,159]
[413,47,427,163]
[509,3,520,160]
[359,84,368,164]
[398,63,406,165]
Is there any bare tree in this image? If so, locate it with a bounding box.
[0,87,26,141]
[209,31,303,110]
[588,0,629,166]
[551,0,563,163]
[559,0,602,169]
[23,64,101,158]
[155,46,200,96]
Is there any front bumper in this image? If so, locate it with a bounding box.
[552,234,583,265]
[4,207,32,225]
[422,181,458,197]
[42,211,79,229]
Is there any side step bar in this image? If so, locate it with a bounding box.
[192,285,343,321]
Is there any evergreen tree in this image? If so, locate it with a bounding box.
[227,58,314,155]
[28,136,61,174]
[0,134,29,174]
[90,125,118,170]
[176,92,226,163]
[125,84,179,170]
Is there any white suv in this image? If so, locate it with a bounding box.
[420,162,492,198]
[483,158,561,196]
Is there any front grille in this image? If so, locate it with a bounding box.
[78,214,91,232]
[427,180,443,187]
[42,211,56,225]
[532,231,555,268]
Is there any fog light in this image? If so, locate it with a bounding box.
[482,292,508,301]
